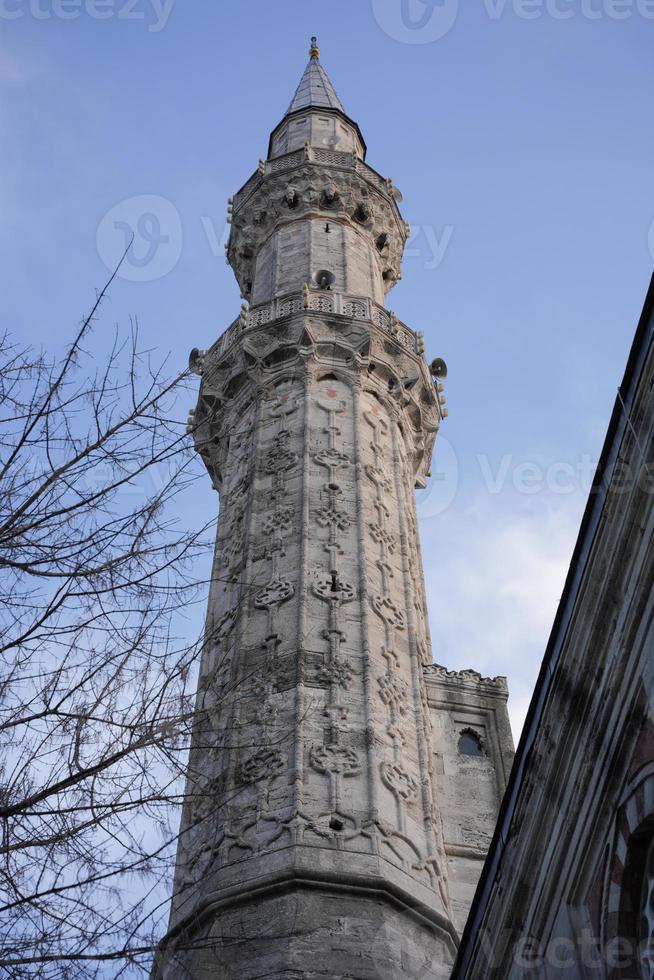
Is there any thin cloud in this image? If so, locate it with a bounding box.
[421,491,583,741]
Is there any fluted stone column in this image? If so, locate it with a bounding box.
[154,39,457,980]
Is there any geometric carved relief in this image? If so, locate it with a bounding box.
[262,506,294,535]
[317,507,351,531]
[238,749,286,785]
[316,505,350,531]
[365,464,393,493]
[372,593,406,630]
[314,576,356,603]
[378,672,409,714]
[314,448,350,470]
[310,744,360,814]
[380,762,419,803]
[369,521,397,552]
[318,659,354,689]
[215,606,238,638]
[311,744,360,777]
[265,431,298,475]
[255,578,295,608]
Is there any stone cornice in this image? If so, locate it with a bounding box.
[189,307,441,491]
[152,861,460,978]
[424,663,509,697]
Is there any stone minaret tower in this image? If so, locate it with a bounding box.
[154,39,503,980]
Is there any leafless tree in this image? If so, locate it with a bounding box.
[0,261,216,978]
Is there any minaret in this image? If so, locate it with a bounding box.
[155,39,457,979]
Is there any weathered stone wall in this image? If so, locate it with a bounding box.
[270,108,365,159]
[155,296,458,976]
[251,218,385,307]
[424,666,514,935]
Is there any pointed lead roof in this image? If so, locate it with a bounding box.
[286,36,346,114]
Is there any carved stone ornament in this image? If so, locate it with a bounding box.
[314,448,350,469]
[310,744,360,777]
[313,576,356,603]
[423,663,508,690]
[378,672,409,713]
[262,506,294,535]
[255,578,295,608]
[215,607,238,638]
[230,476,250,505]
[221,530,244,568]
[369,522,397,552]
[284,185,299,208]
[380,762,419,802]
[365,464,393,493]
[316,506,350,531]
[321,183,339,203]
[265,433,298,475]
[238,748,285,785]
[372,594,406,630]
[318,659,353,689]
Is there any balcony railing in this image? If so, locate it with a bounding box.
[232,148,393,212]
[207,290,420,364]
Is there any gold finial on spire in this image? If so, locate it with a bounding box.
[309,35,320,58]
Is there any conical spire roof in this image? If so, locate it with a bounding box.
[286,36,346,114]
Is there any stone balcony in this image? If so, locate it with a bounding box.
[206,289,423,365]
[232,147,401,218]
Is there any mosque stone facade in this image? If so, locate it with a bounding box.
[153,40,514,980]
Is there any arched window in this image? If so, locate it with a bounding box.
[458,730,484,757]
[639,837,654,978]
[605,774,654,979]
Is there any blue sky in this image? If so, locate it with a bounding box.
[2,0,653,736]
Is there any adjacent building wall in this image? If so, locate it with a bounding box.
[424,665,514,935]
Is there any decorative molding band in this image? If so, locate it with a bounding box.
[423,663,508,694]
[152,863,460,976]
[198,291,421,372]
[233,148,394,212]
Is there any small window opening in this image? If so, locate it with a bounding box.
[458,730,484,757]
